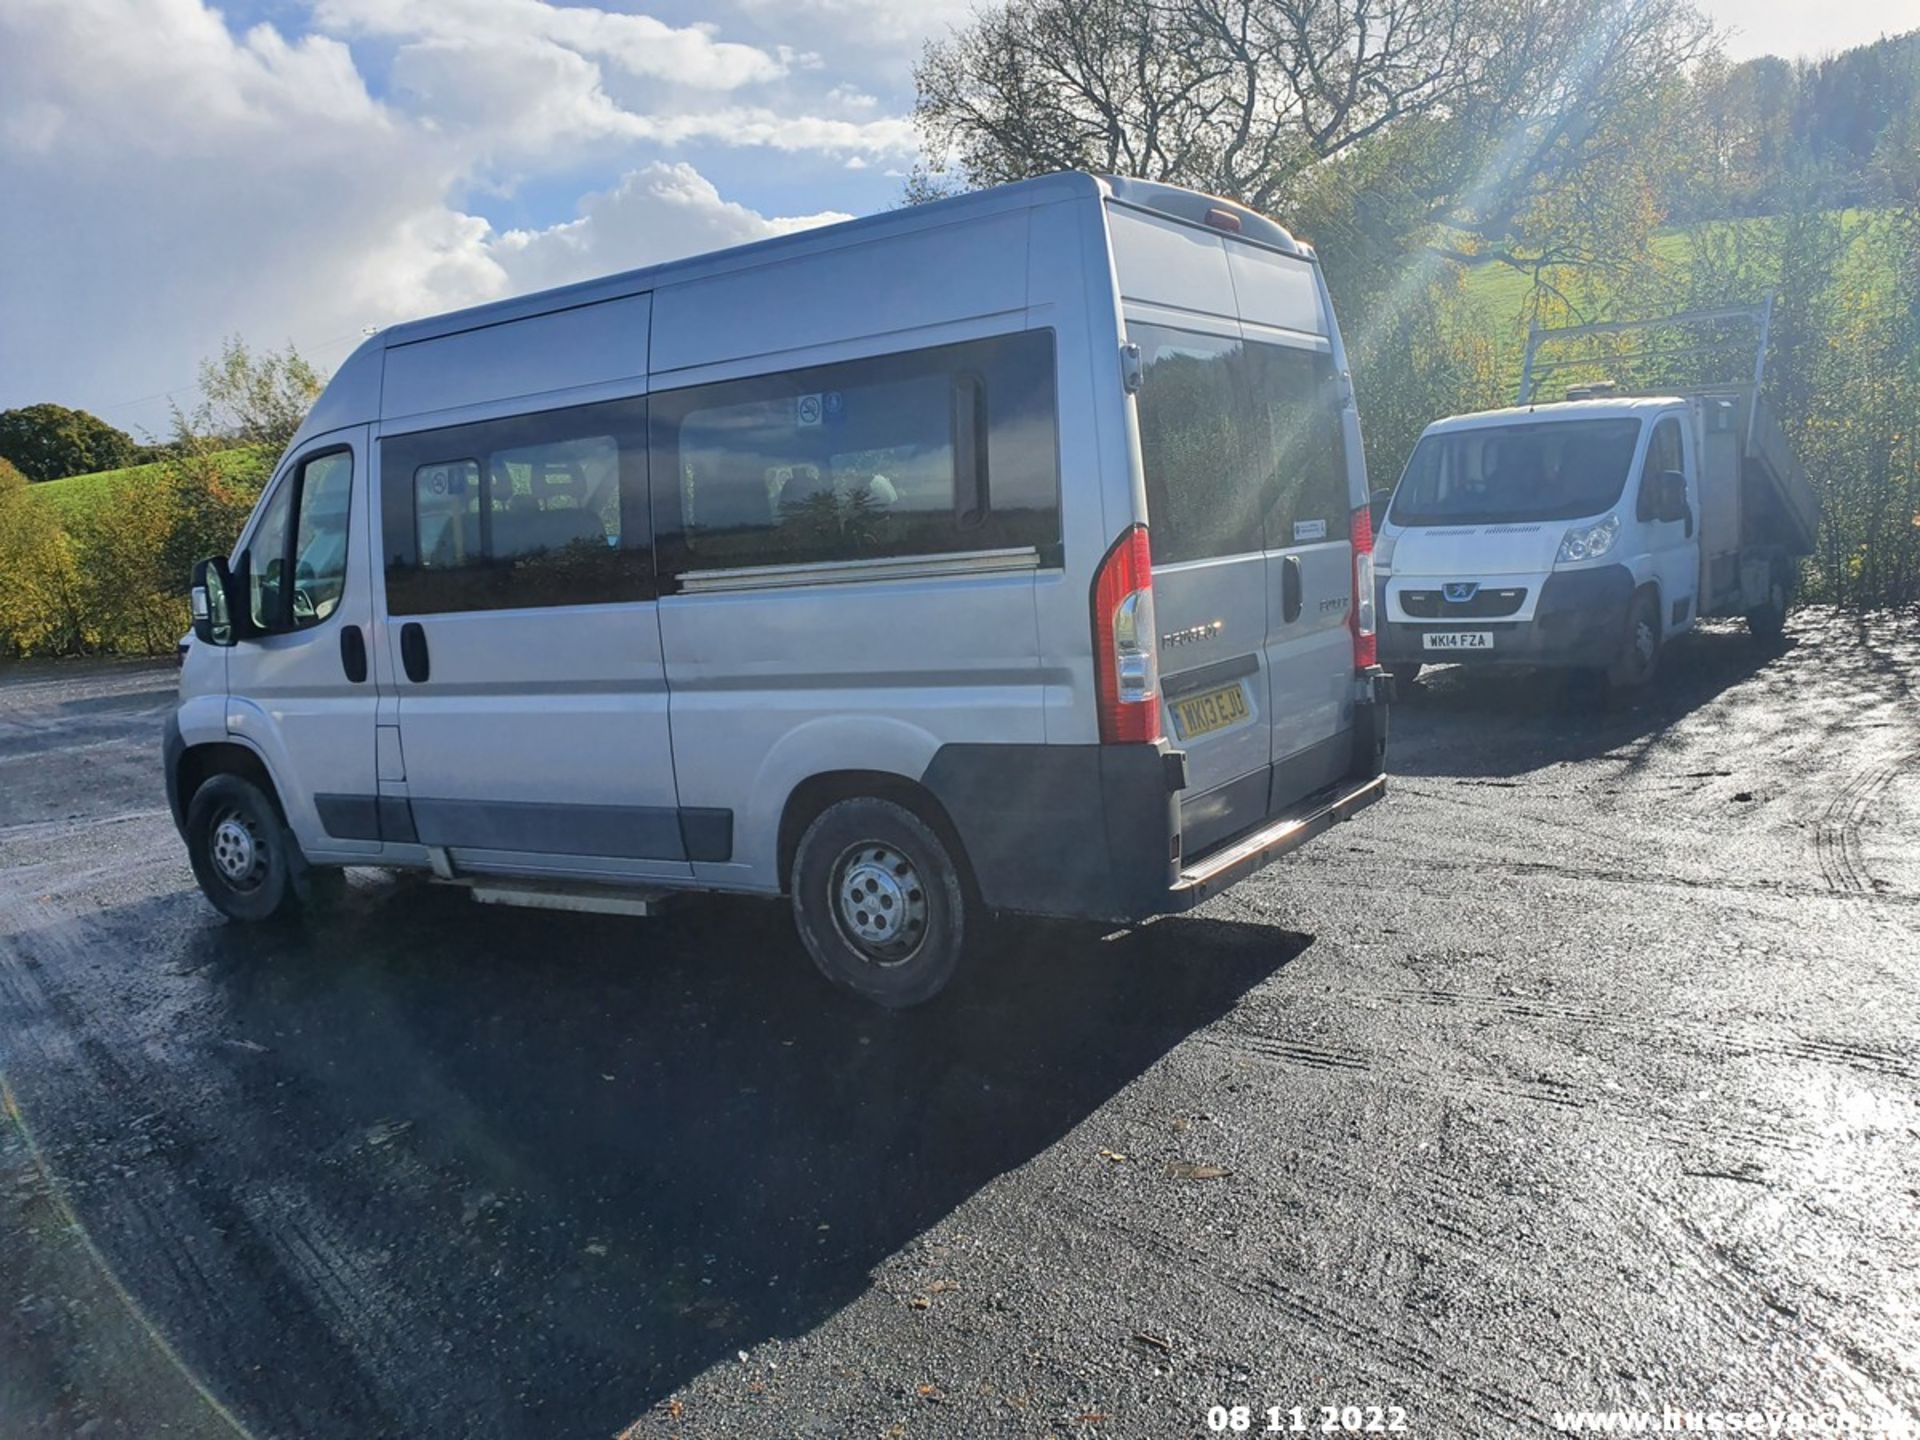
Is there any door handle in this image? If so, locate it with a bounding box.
[1281,554,1303,624]
[339,625,368,684]
[400,622,430,684]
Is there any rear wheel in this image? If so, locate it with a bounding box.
[791,797,967,1008]
[1746,570,1790,644]
[1607,591,1662,690]
[184,774,304,923]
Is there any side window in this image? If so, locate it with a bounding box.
[652,331,1059,575]
[1638,417,1683,522]
[382,397,650,616]
[242,448,353,632]
[244,480,294,632]
[291,451,353,627]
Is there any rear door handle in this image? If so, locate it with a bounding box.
[400,622,430,684]
[1281,554,1303,624]
[339,624,368,684]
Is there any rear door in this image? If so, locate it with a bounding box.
[1239,335,1358,806]
[1130,322,1275,855]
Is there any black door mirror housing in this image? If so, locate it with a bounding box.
[190,556,245,647]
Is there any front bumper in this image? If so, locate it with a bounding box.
[162,711,188,837]
[1378,565,1633,670]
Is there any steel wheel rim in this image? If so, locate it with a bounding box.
[209,808,267,892]
[830,841,929,966]
[1633,616,1656,671]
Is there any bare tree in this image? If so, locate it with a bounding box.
[914,0,1715,274]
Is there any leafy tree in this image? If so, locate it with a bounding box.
[0,458,89,655]
[0,402,138,482]
[187,336,325,461]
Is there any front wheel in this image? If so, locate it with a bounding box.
[184,774,305,923]
[1607,591,1662,690]
[791,797,968,1008]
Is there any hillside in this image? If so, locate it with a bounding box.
[30,448,266,525]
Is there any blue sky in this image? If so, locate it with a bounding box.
[2,0,1915,436]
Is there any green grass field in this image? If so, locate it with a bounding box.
[29,448,264,525]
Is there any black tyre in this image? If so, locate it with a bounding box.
[1607,590,1662,689]
[790,797,967,1008]
[184,773,305,923]
[1387,662,1422,691]
[1746,570,1789,644]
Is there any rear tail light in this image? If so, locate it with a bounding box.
[1091,524,1162,743]
[1350,506,1377,670]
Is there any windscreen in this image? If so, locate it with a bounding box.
[1389,418,1642,526]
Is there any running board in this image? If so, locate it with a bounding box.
[450,878,674,918]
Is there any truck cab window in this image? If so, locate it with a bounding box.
[1637,417,1684,523]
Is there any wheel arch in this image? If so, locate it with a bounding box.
[173,739,285,830]
[776,770,975,899]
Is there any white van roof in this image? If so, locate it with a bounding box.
[1422,396,1681,437]
[295,172,1308,449]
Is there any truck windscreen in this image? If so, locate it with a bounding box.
[1389,418,1642,526]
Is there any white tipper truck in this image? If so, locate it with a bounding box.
[1371,302,1820,689]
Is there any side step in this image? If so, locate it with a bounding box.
[450,878,675,918]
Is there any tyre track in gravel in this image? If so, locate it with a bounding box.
[1191,1020,1819,1161]
[0,888,423,1438]
[1037,1188,1543,1435]
[1816,760,1906,895]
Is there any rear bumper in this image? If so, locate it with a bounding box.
[1165,772,1385,913]
[921,678,1390,925]
[1378,565,1632,669]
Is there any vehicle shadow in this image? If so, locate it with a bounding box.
[1,877,1306,1439]
[1390,623,1790,780]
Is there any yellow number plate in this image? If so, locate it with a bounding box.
[1173,682,1250,739]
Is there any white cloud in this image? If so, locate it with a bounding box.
[488,162,851,294]
[731,0,977,52]
[315,0,787,91]
[0,0,916,430]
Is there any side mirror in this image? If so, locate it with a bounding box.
[1369,487,1393,530]
[190,556,241,647]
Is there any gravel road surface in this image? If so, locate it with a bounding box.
[2,614,1916,1439]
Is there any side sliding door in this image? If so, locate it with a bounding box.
[378,395,696,881]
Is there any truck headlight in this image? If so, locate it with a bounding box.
[1556,515,1619,564]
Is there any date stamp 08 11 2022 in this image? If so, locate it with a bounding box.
[1206,1404,1411,1434]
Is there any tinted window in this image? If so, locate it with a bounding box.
[244,448,352,632]
[1132,325,1350,564]
[1637,417,1682,522]
[1389,419,1641,527]
[652,331,1058,574]
[382,397,650,615]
